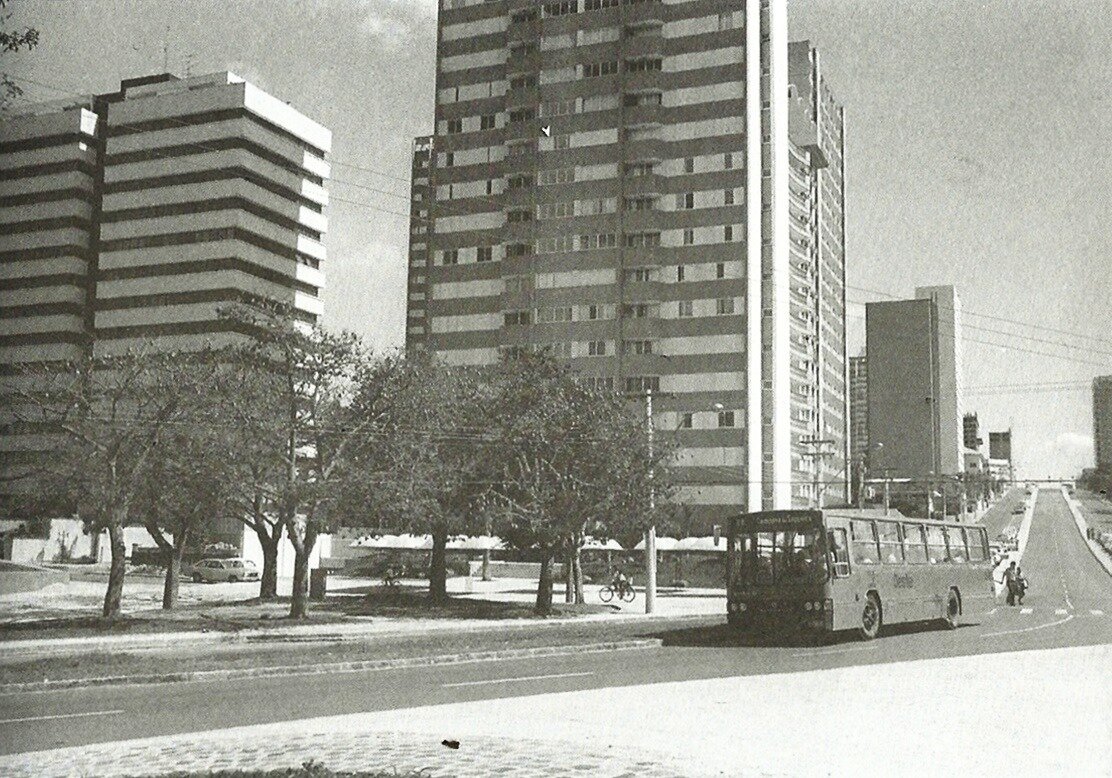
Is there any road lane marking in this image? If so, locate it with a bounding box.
[981,614,1073,638]
[0,709,124,725]
[1055,608,1068,615]
[442,671,593,688]
[988,608,998,615]
[791,644,879,659]
[1020,608,1033,615]
[1091,610,1104,616]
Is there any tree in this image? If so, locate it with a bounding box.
[349,356,501,601]
[1,0,39,113]
[224,302,393,619]
[487,353,677,615]
[6,349,208,619]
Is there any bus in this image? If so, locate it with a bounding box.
[726,508,995,640]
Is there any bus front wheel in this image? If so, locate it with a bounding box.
[858,593,882,641]
[942,588,961,630]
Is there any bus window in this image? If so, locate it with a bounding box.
[876,520,903,563]
[926,525,947,564]
[964,527,987,562]
[827,528,850,577]
[755,532,776,585]
[943,526,966,563]
[902,524,928,563]
[850,520,878,565]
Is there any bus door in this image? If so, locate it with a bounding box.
[825,521,852,629]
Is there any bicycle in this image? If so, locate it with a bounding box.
[382,568,400,588]
[599,580,636,603]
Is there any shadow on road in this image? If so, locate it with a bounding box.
[643,619,979,649]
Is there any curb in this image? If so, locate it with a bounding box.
[1062,489,1112,579]
[0,637,663,694]
[0,609,717,660]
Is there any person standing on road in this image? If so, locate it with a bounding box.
[1004,561,1024,606]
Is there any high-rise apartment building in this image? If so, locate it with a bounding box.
[1095,376,1112,471]
[0,71,330,501]
[406,0,847,526]
[865,286,964,480]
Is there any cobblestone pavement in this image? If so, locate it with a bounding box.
[0,730,707,777]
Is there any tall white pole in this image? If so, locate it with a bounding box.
[645,389,656,614]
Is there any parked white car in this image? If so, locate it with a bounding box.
[190,558,260,583]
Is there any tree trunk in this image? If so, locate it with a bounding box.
[572,545,585,604]
[429,524,449,602]
[102,519,127,620]
[288,524,317,620]
[563,543,574,604]
[535,548,554,616]
[161,546,182,610]
[258,528,280,601]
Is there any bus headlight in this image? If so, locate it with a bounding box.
[804,601,813,611]
[814,601,823,611]
[738,602,747,612]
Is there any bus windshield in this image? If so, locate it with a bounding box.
[735,529,826,586]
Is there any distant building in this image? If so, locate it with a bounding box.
[865,285,964,480]
[989,430,1012,463]
[1094,375,1112,471]
[849,355,869,463]
[963,412,981,452]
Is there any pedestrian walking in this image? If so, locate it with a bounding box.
[1003,561,1025,606]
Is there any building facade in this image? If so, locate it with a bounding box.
[988,430,1012,463]
[962,411,980,452]
[915,285,963,475]
[848,354,868,464]
[1094,376,1112,471]
[407,0,847,526]
[0,72,330,502]
[865,286,963,481]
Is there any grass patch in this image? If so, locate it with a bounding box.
[167,761,430,777]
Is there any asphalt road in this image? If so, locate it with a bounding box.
[2,490,1109,757]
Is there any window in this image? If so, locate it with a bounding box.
[587,340,607,356]
[903,524,928,564]
[625,162,655,176]
[510,74,537,90]
[684,157,695,174]
[586,304,609,321]
[440,249,459,266]
[476,246,493,263]
[943,526,966,563]
[579,232,617,250]
[676,265,685,282]
[624,268,652,283]
[507,174,533,189]
[925,525,947,565]
[625,376,660,393]
[583,60,619,78]
[677,300,693,317]
[678,192,695,209]
[624,232,660,248]
[625,58,662,73]
[680,412,693,429]
[827,527,850,577]
[507,209,532,223]
[538,306,574,323]
[624,340,653,355]
[716,298,735,315]
[623,303,653,319]
[480,114,497,130]
[717,410,735,428]
[724,225,733,242]
[724,152,733,169]
[850,520,878,565]
[716,262,726,279]
[505,276,527,295]
[506,243,533,257]
[553,134,570,150]
[724,189,734,205]
[683,228,694,245]
[538,167,575,185]
[876,521,903,563]
[543,1,578,17]
[964,527,988,562]
[446,118,462,134]
[504,310,530,326]
[508,108,535,124]
[443,152,454,167]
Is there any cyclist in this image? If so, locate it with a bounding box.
[611,567,631,599]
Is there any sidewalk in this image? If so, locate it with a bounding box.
[1,578,724,660]
[1063,490,1112,578]
[3,643,1107,777]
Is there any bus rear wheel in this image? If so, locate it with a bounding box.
[858,593,882,641]
[942,589,961,630]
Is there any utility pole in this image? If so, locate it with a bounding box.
[882,468,893,515]
[644,388,656,615]
[800,437,835,509]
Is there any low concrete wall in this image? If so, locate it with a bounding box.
[1062,488,1112,578]
[0,561,70,595]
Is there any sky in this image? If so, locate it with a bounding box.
[5,0,1111,479]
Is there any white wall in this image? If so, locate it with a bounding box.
[240,524,332,596]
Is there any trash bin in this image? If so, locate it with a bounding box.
[309,567,328,600]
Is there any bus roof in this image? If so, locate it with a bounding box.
[732,507,986,528]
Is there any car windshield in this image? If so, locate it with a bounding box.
[734,529,826,586]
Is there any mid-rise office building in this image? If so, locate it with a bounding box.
[1096,376,1112,471]
[406,0,847,525]
[865,285,964,480]
[0,71,330,502]
[963,411,981,452]
[988,430,1012,464]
